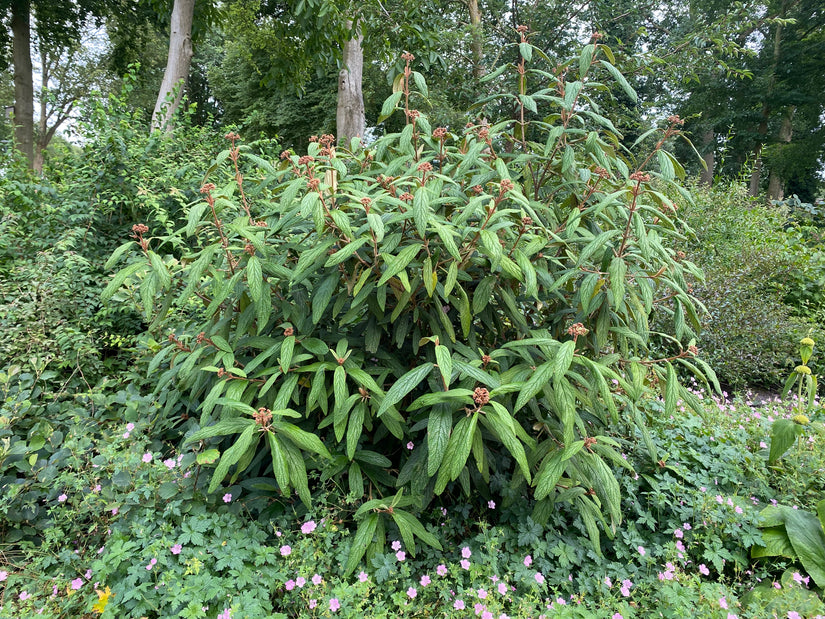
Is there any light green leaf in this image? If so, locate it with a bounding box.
[377,363,433,417]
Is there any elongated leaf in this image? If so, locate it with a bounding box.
[184,419,254,445]
[345,513,379,575]
[101,261,145,301]
[534,450,564,501]
[427,405,453,477]
[391,509,443,552]
[377,363,433,416]
[434,345,452,389]
[277,422,332,459]
[325,238,369,267]
[267,432,291,494]
[208,423,258,493]
[377,243,421,286]
[435,412,478,492]
[514,361,554,412]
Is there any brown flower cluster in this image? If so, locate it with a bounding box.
[401,51,415,62]
[253,407,273,429]
[399,192,414,202]
[629,171,651,182]
[433,127,447,139]
[500,179,514,192]
[567,322,589,338]
[417,161,433,173]
[473,387,490,406]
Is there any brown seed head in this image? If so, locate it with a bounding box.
[401,51,415,62]
[629,171,651,182]
[433,127,447,139]
[307,178,321,191]
[500,179,514,192]
[473,387,490,406]
[283,326,294,337]
[567,322,589,338]
[200,183,216,194]
[417,161,433,173]
[399,192,414,202]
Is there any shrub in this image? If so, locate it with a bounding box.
[105,35,709,570]
[675,181,821,389]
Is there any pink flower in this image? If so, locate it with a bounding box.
[71,578,83,590]
[312,574,322,585]
[309,599,317,609]
[474,603,485,614]
[217,609,232,619]
[58,494,67,503]
[296,577,306,587]
[478,588,487,599]
[699,564,709,576]
[613,614,624,619]
[0,571,6,582]
[788,612,801,619]
[406,441,414,450]
[126,423,135,432]
[735,506,743,514]
[534,572,545,585]
[674,529,683,539]
[637,546,646,556]
[407,587,417,598]
[454,600,465,610]
[330,598,340,612]
[146,558,157,570]
[301,520,317,534]
[683,523,691,530]
[719,597,728,610]
[19,591,31,601]
[420,574,431,587]
[462,546,472,559]
[223,493,232,503]
[142,453,152,463]
[396,551,406,561]
[523,555,532,567]
[482,612,493,619]
[171,544,182,555]
[280,545,291,556]
[437,564,448,576]
[460,559,470,570]
[392,540,402,551]
[285,579,296,591]
[488,500,496,509]
[358,571,368,583]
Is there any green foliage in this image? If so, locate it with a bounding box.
[105,39,707,567]
[675,181,822,389]
[768,337,825,464]
[752,500,825,589]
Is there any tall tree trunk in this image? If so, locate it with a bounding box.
[767,106,795,201]
[336,21,365,145]
[748,3,785,197]
[466,0,484,79]
[11,0,34,167]
[698,128,715,187]
[151,0,196,132]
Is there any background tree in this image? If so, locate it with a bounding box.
[1,0,106,167]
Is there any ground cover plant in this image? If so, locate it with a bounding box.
[2,26,825,619]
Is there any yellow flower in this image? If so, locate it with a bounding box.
[792,414,810,425]
[92,586,114,614]
[795,365,812,375]
[800,337,815,348]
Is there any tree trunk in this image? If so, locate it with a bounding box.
[11,0,34,167]
[151,0,196,132]
[466,0,484,79]
[336,20,365,146]
[698,128,715,187]
[748,3,785,197]
[767,106,795,201]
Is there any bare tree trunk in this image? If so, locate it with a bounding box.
[698,128,715,187]
[767,106,795,201]
[748,4,785,197]
[11,0,34,167]
[336,20,365,146]
[466,0,484,79]
[151,0,195,132]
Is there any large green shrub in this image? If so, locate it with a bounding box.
[105,34,709,568]
[676,182,821,389]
